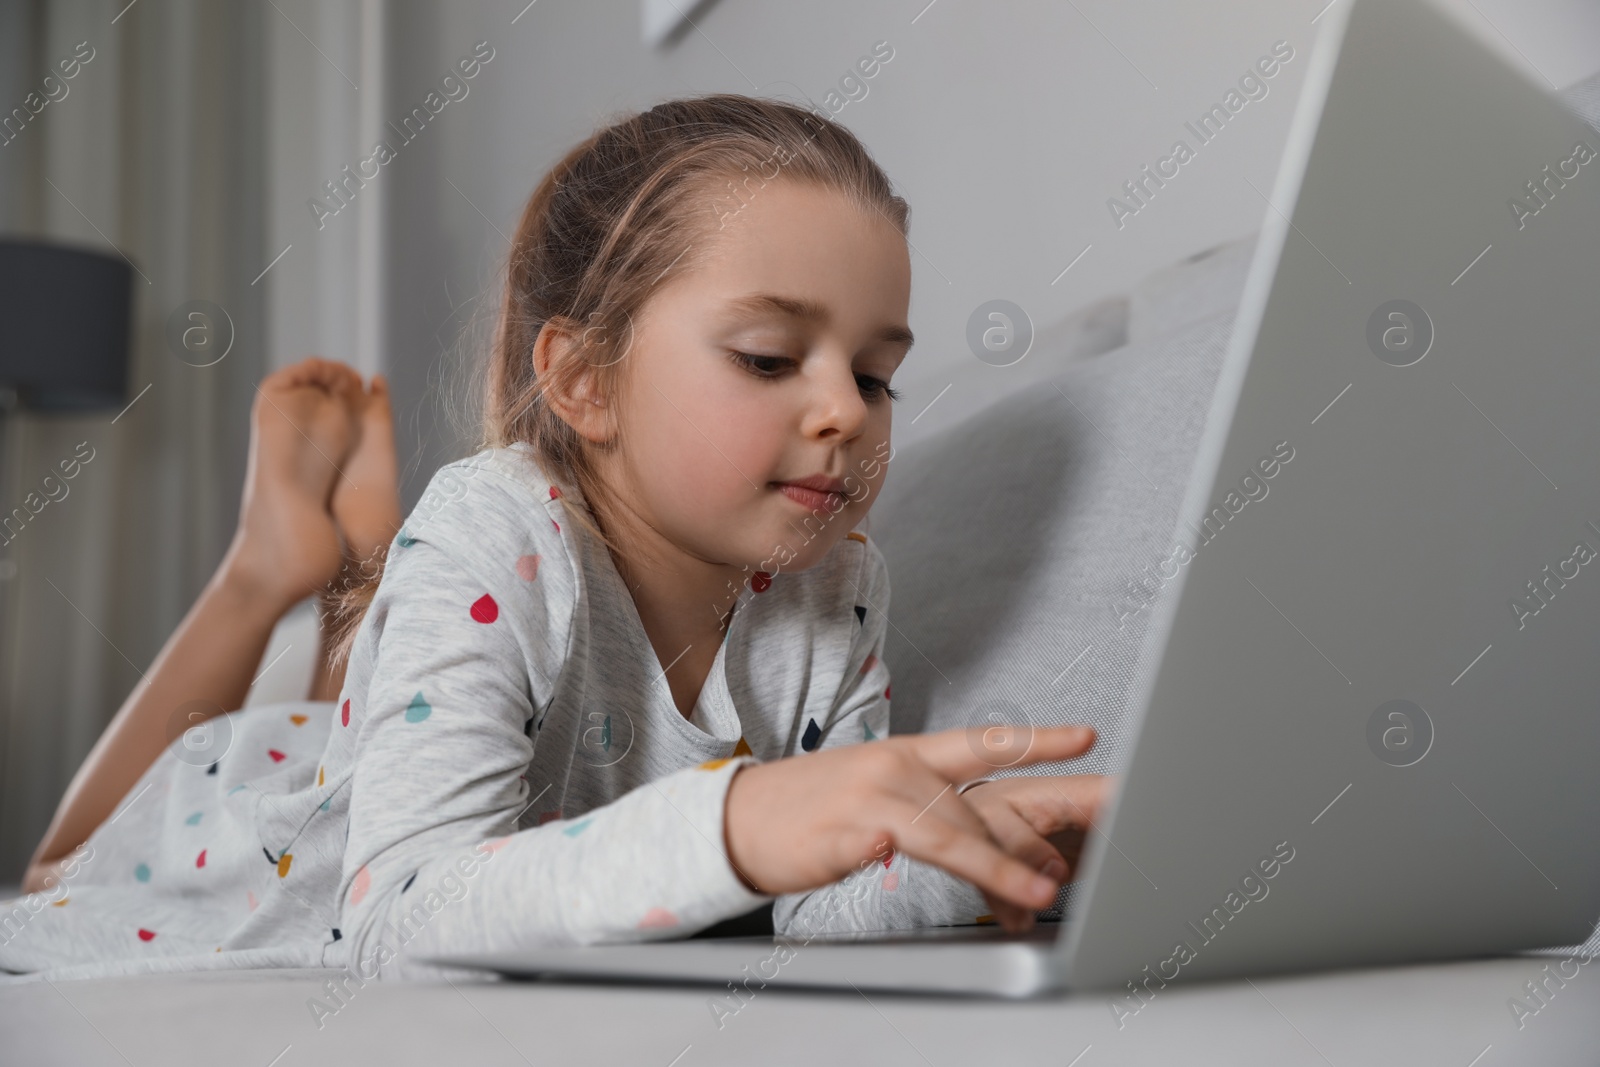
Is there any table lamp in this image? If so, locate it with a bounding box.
[0,239,133,412]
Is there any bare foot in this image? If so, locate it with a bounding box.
[220,358,363,615]
[331,374,402,574]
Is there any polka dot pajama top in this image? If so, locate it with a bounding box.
[0,443,986,982]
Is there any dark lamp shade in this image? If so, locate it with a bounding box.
[0,239,132,411]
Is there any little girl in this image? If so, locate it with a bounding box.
[4,95,1106,981]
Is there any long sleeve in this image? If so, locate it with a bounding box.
[771,537,991,940]
[334,479,769,979]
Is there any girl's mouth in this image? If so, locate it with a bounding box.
[774,483,847,513]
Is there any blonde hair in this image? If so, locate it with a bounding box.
[327,93,909,665]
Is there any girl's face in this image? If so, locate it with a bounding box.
[602,179,912,578]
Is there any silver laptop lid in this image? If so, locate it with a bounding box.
[1061,0,1600,992]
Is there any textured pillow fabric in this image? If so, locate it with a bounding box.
[1558,67,1600,132]
[871,305,1239,774]
[895,293,1129,453]
[1126,233,1257,345]
[867,303,1247,922]
[871,221,1260,760]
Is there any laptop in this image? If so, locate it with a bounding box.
[431,0,1600,996]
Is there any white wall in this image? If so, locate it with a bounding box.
[264,0,1600,505]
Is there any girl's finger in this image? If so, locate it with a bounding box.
[977,802,1070,882]
[979,888,1034,934]
[907,724,1097,786]
[1007,774,1113,836]
[844,773,1038,932]
[885,799,1062,913]
[973,804,1069,932]
[892,760,1068,883]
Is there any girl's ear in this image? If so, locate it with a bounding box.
[533,317,614,444]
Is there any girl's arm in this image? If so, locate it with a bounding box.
[333,491,770,977]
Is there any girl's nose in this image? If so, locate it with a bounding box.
[801,361,868,442]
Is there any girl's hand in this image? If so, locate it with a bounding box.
[723,724,1099,931]
[960,773,1112,931]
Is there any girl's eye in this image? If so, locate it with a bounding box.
[855,375,902,403]
[732,351,901,402]
[731,351,792,377]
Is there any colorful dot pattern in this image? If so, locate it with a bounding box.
[40,475,897,961]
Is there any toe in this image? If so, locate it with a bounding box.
[364,375,394,422]
[291,357,360,395]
